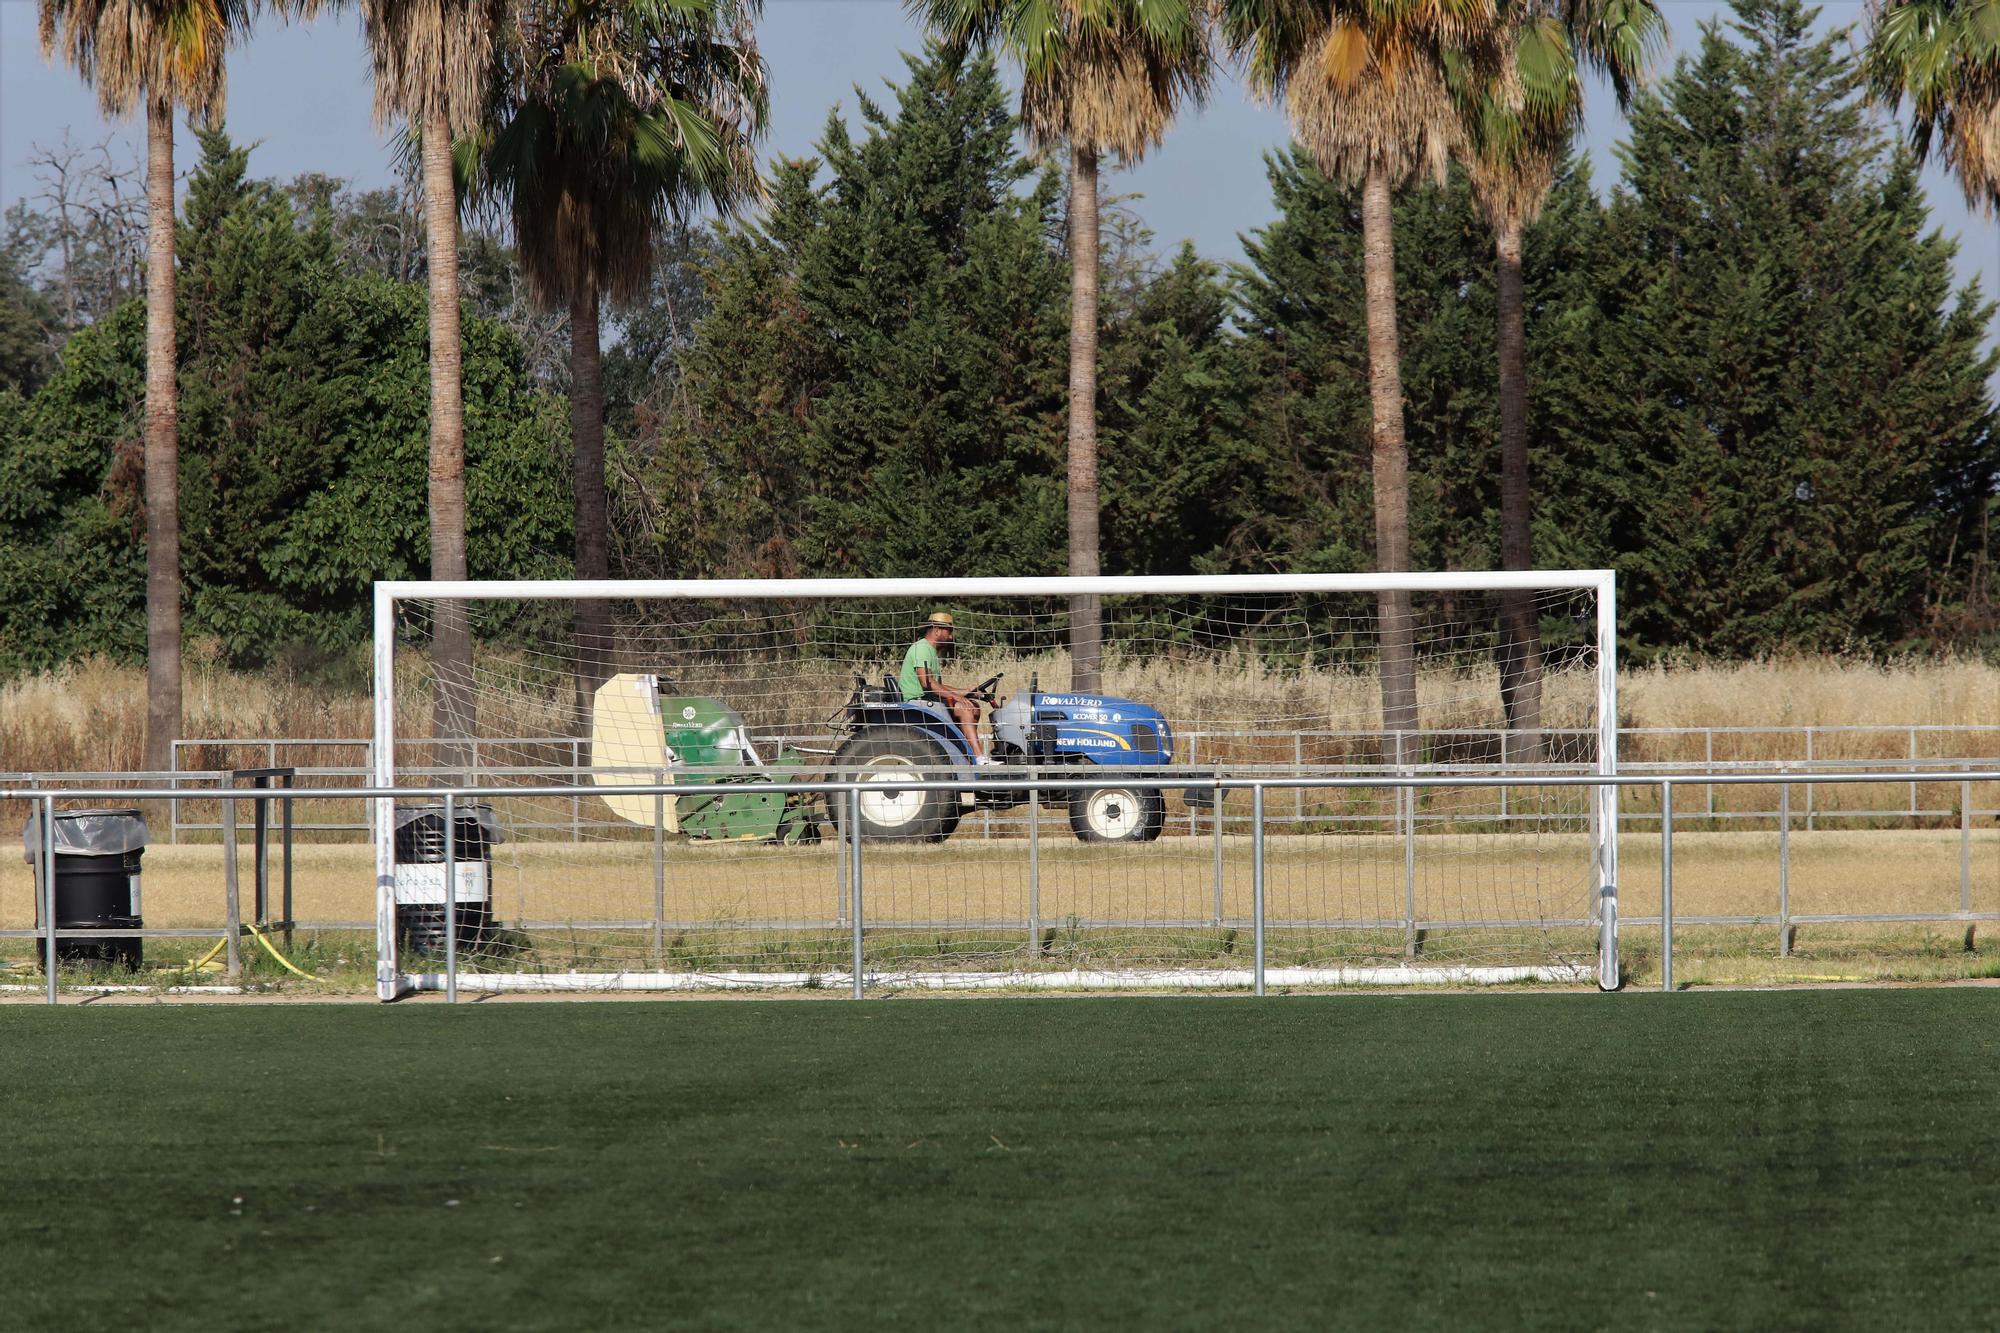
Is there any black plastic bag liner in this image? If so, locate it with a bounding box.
[20,808,149,864]
[392,803,506,843]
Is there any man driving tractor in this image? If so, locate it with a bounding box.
[898,611,995,765]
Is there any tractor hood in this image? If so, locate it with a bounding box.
[993,690,1177,767]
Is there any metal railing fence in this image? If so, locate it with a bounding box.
[149,723,2000,841]
[5,767,1996,1005]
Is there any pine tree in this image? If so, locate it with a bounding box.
[651,47,1069,581]
[796,49,1067,577]
[1094,240,1241,575]
[1595,0,1997,654]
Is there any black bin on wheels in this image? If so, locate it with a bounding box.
[392,803,502,956]
[21,808,148,972]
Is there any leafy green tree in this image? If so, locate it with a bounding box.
[1096,240,1243,576]
[795,50,1069,579]
[0,302,149,670]
[0,133,571,674]
[0,246,59,396]
[1581,0,1997,654]
[646,47,1070,583]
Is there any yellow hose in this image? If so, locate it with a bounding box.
[177,927,320,981]
[244,924,321,981]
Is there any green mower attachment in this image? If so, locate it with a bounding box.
[589,675,821,844]
[661,696,820,844]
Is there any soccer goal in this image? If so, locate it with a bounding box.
[370,572,1620,999]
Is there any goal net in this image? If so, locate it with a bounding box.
[370,574,1620,998]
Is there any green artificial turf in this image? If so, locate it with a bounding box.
[1,992,1997,1330]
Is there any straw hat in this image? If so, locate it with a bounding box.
[925,611,955,631]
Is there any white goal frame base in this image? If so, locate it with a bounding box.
[373,571,1621,999]
[402,964,1597,994]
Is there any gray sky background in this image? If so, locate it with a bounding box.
[3,0,1995,354]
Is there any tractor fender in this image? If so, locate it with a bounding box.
[848,699,978,784]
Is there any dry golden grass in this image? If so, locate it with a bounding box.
[5,653,1995,774]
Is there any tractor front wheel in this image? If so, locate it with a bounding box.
[832,727,959,842]
[1069,786,1166,844]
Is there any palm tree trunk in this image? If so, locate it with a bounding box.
[142,98,181,780]
[1066,143,1103,693]
[1494,213,1544,764]
[422,109,474,774]
[1361,164,1418,766]
[571,281,610,723]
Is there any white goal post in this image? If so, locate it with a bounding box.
[372,572,1624,996]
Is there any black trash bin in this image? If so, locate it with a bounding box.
[21,808,148,971]
[392,803,502,955]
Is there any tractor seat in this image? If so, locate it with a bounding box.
[854,673,901,705]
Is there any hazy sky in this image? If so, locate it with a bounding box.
[4,0,1995,347]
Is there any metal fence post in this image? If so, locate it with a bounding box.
[1252,783,1266,997]
[1660,780,1674,993]
[282,775,294,950]
[1705,730,1715,822]
[1962,779,1974,916]
[1211,779,1225,926]
[222,787,241,983]
[653,772,666,967]
[1294,734,1304,820]
[571,740,583,844]
[848,786,865,999]
[444,791,458,1005]
[1027,774,1041,955]
[835,776,850,928]
[251,774,269,927]
[169,742,182,844]
[41,794,57,1005]
[1910,727,1920,817]
[1779,781,1791,958]
[1403,784,1418,959]
[1186,735,1199,836]
[1805,729,1815,831]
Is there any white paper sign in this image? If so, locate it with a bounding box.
[393,861,491,905]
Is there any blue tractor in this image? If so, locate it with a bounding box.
[830,673,1197,843]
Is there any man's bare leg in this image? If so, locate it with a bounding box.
[949,697,986,758]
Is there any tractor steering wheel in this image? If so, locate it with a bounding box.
[967,673,1004,705]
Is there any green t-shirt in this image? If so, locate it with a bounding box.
[898,638,941,700]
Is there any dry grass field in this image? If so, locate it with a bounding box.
[5,652,1997,775]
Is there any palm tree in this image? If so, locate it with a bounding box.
[1462,0,1661,763]
[910,0,1211,691]
[1866,0,2000,212]
[39,0,255,779]
[1221,0,1492,763]
[357,0,505,761]
[479,0,766,721]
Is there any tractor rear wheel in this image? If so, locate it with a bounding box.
[1069,786,1166,844]
[832,727,959,842]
